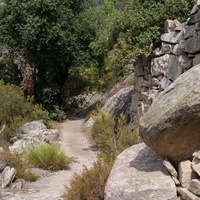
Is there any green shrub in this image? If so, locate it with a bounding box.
[0,80,49,141]
[49,105,66,121]
[91,108,139,162]
[0,150,39,182]
[27,143,73,171]
[63,159,112,200]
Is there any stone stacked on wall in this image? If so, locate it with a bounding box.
[134,0,200,118]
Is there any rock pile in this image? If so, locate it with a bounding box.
[9,120,59,154]
[134,0,200,118]
[0,120,59,190]
[164,150,200,200]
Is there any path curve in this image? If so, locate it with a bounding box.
[3,118,97,200]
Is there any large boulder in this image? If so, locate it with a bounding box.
[140,64,200,165]
[104,143,176,200]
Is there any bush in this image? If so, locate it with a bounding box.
[0,80,49,141]
[49,105,66,121]
[63,159,112,200]
[27,143,73,171]
[91,108,139,162]
[0,150,39,182]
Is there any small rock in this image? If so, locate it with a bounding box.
[84,118,94,128]
[189,179,200,196]
[11,179,24,192]
[1,166,16,188]
[178,160,195,188]
[161,32,182,44]
[177,187,199,200]
[172,176,181,186]
[163,158,178,178]
[41,129,59,142]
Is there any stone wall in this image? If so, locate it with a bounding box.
[134,0,200,118]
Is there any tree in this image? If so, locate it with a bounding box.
[90,0,195,77]
[0,0,94,110]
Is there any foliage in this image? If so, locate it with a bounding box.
[49,105,66,121]
[27,143,73,171]
[63,159,112,200]
[0,0,96,110]
[0,80,49,141]
[0,0,196,111]
[0,150,39,182]
[91,108,139,162]
[90,0,195,83]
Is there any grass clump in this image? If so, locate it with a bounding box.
[27,143,73,171]
[63,159,112,200]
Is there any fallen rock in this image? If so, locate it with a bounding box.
[163,158,178,178]
[189,179,200,196]
[177,187,199,200]
[1,166,16,188]
[140,64,200,164]
[178,160,196,188]
[172,176,181,186]
[104,143,176,200]
[39,129,59,142]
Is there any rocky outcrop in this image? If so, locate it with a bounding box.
[134,1,200,118]
[140,64,200,164]
[85,84,135,130]
[65,92,102,112]
[9,120,59,154]
[104,143,177,200]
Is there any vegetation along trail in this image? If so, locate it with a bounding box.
[4,118,97,200]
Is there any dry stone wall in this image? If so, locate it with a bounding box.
[134,0,200,118]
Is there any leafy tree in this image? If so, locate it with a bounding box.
[0,0,94,110]
[90,0,195,79]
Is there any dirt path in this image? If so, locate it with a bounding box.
[3,118,97,200]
